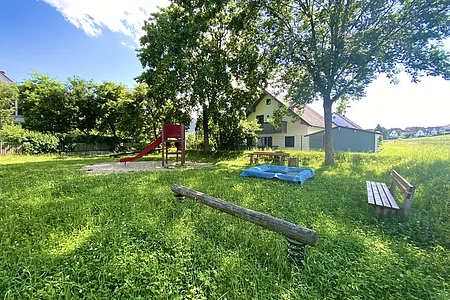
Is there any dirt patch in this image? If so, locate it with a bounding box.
[81,161,214,174]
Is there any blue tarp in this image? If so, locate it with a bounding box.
[240,164,314,184]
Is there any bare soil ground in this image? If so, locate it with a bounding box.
[80,161,214,174]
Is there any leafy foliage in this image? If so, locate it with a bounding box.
[20,72,74,133]
[375,124,389,140]
[138,1,267,152]
[256,0,450,165]
[65,77,98,135]
[93,81,130,138]
[18,72,179,144]
[0,124,58,154]
[0,81,18,128]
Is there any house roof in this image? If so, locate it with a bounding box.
[304,126,381,137]
[248,90,325,127]
[403,127,424,133]
[0,70,13,83]
[332,113,363,129]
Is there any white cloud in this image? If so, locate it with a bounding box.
[121,41,135,49]
[41,0,170,45]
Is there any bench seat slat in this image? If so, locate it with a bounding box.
[366,181,375,205]
[376,182,393,208]
[367,181,400,210]
[370,181,383,206]
[380,182,400,210]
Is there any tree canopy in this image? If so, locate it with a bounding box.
[18,72,172,143]
[256,0,450,164]
[0,81,18,128]
[138,0,267,151]
[20,72,70,133]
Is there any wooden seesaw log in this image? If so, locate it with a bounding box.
[171,184,318,247]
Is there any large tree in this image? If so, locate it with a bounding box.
[20,72,75,133]
[116,83,190,142]
[0,81,18,128]
[94,81,131,138]
[138,0,267,152]
[65,77,98,135]
[257,0,450,164]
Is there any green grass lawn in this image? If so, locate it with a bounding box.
[1,136,449,299]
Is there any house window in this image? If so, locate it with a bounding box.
[264,137,272,147]
[266,98,271,105]
[256,115,264,124]
[285,136,294,147]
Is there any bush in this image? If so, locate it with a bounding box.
[0,125,59,154]
[186,132,203,150]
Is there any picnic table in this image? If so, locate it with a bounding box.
[248,151,290,165]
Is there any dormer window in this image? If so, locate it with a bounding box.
[256,115,264,124]
[266,98,271,105]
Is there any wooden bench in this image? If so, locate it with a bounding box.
[366,170,415,217]
[249,151,290,165]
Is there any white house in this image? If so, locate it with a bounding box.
[247,90,324,150]
[414,129,425,138]
[389,130,399,139]
[0,70,12,83]
[247,90,379,152]
[0,70,23,124]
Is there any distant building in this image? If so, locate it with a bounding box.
[415,129,425,137]
[0,70,23,124]
[331,113,362,129]
[403,127,425,138]
[389,130,399,139]
[442,124,450,134]
[427,127,438,136]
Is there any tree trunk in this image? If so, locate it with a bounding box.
[202,105,210,153]
[108,120,117,138]
[153,122,157,141]
[323,95,334,165]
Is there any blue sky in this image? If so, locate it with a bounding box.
[1,0,449,129]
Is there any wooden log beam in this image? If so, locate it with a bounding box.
[171,184,318,247]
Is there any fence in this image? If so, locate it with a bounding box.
[61,142,141,156]
[1,142,141,156]
[0,142,21,155]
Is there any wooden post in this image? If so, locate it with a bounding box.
[171,184,318,247]
[181,123,185,166]
[288,157,299,167]
[161,123,165,167]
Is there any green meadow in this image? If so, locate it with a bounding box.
[1,136,449,299]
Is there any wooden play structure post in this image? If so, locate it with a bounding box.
[162,124,186,167]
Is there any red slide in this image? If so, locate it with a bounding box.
[119,136,162,163]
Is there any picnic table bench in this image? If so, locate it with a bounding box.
[249,151,290,165]
[366,170,415,217]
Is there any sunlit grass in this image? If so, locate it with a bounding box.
[1,136,449,299]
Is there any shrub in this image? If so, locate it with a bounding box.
[186,132,203,150]
[0,125,58,154]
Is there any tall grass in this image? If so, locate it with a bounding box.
[1,136,449,299]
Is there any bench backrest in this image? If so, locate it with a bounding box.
[390,170,415,200]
